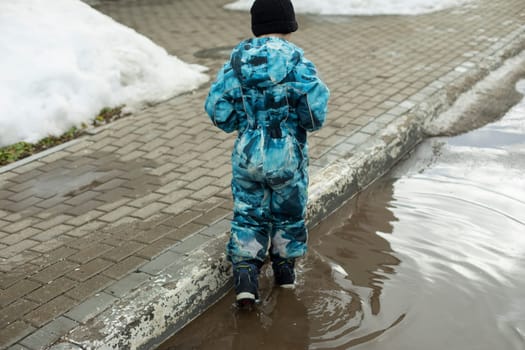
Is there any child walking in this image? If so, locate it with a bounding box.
[205,0,329,307]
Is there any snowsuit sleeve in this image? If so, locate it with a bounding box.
[204,63,245,133]
[290,58,330,132]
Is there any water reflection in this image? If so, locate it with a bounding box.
[225,289,310,350]
[163,287,309,350]
[305,179,403,349]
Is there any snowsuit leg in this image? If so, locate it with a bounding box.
[227,164,309,264]
[228,173,271,264]
[269,167,308,260]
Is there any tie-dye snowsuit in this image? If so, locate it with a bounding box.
[205,37,329,264]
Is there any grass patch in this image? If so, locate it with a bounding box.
[0,106,126,167]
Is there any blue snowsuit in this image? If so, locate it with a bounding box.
[205,37,329,264]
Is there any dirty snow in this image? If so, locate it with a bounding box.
[0,0,208,147]
[225,0,472,15]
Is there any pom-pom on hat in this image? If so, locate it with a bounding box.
[250,0,298,37]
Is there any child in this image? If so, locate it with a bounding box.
[205,0,329,307]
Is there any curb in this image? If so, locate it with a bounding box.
[48,29,525,350]
[0,139,81,175]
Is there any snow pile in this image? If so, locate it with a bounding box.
[225,0,472,16]
[0,0,208,147]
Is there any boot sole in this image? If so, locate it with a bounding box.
[236,292,256,302]
[236,292,256,308]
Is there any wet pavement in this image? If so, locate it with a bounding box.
[160,81,525,350]
[1,0,525,349]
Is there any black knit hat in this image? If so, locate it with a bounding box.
[250,0,298,37]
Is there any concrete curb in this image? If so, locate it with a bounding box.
[48,28,525,350]
[60,234,232,350]
[0,139,81,175]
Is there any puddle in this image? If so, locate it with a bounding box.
[447,129,525,148]
[194,47,234,59]
[30,170,109,199]
[0,152,161,215]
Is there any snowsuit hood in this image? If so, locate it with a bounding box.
[230,37,302,89]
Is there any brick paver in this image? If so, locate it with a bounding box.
[1,0,524,348]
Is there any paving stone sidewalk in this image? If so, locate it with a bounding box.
[1,0,524,349]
